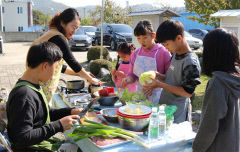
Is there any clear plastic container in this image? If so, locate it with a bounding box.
[148,107,159,142]
[159,105,166,140]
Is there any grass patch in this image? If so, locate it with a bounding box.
[192,75,210,111]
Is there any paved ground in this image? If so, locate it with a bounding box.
[0,42,117,91]
[0,42,202,91]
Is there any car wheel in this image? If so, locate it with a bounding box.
[110,40,116,50]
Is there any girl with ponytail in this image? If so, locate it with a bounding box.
[112,42,137,92]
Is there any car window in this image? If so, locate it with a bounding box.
[184,31,192,37]
[110,24,132,33]
[106,26,113,32]
[83,27,96,32]
[189,29,197,34]
[97,24,108,32]
[75,28,85,35]
[202,30,208,35]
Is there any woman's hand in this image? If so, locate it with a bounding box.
[71,108,83,115]
[60,115,80,130]
[89,77,102,85]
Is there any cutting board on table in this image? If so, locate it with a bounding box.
[80,111,106,125]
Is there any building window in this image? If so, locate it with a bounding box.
[18,26,23,32]
[3,26,5,32]
[17,7,23,14]
[2,7,4,13]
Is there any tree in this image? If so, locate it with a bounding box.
[33,10,51,26]
[185,0,240,27]
[89,0,132,25]
[80,18,93,26]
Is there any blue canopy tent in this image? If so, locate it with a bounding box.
[22,25,42,32]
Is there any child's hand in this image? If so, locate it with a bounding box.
[122,77,133,87]
[143,77,161,90]
[60,115,80,131]
[115,71,127,78]
[111,69,117,76]
[155,72,165,82]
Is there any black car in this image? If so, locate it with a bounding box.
[188,29,208,40]
[94,24,133,50]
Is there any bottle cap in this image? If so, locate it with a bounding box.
[152,107,157,113]
[159,106,165,111]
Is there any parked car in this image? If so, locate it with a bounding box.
[185,31,203,50]
[188,29,208,40]
[69,28,92,50]
[94,24,133,50]
[80,26,97,45]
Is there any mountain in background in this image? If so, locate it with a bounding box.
[32,0,68,16]
[32,0,185,17]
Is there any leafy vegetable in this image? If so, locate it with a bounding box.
[121,88,146,102]
[68,119,149,149]
[126,100,152,107]
[139,71,156,86]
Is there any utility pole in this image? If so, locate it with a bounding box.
[100,0,104,59]
[83,7,86,18]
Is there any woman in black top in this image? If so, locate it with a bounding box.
[32,8,101,101]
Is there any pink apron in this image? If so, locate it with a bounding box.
[115,63,137,92]
[133,48,162,104]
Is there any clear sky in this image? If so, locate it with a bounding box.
[52,0,185,8]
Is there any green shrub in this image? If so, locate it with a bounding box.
[87,46,110,61]
[90,59,113,76]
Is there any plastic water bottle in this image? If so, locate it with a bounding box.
[148,107,159,142]
[159,106,166,140]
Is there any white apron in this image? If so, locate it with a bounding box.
[133,48,162,104]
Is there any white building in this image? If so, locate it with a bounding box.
[2,0,33,32]
[127,10,180,48]
[211,10,240,36]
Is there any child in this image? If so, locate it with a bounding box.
[144,20,201,123]
[112,42,137,92]
[192,28,240,152]
[122,20,171,103]
[7,42,83,151]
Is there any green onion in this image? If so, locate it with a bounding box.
[68,118,149,149]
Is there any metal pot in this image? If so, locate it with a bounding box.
[100,108,118,123]
[59,79,85,90]
[118,116,149,131]
[98,96,119,106]
[116,109,150,131]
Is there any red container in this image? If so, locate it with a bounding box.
[116,108,151,131]
[116,109,151,119]
[106,87,114,94]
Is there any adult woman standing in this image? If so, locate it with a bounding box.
[31,8,101,102]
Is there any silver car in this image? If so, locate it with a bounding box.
[69,28,92,50]
[185,31,203,50]
[81,26,97,45]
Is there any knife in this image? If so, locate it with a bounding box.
[78,98,96,119]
